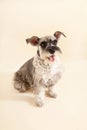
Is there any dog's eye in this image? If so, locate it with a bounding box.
[53,40,57,45]
[40,41,47,48]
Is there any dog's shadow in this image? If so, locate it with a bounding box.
[11,90,36,107]
[0,72,36,107]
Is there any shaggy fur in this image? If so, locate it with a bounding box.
[13,31,66,107]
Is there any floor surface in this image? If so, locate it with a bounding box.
[0,60,87,130]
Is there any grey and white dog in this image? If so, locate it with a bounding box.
[14,31,66,107]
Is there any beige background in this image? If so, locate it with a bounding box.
[0,0,87,130]
[0,0,87,71]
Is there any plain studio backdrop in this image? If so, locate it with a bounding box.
[0,0,87,71]
[0,0,87,130]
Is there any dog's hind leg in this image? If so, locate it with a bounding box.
[13,71,30,92]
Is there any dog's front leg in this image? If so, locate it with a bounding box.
[34,86,45,107]
[48,85,58,98]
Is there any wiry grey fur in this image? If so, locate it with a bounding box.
[14,58,35,92]
[13,31,66,107]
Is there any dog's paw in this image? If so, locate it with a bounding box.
[14,83,28,92]
[48,86,57,98]
[48,91,57,98]
[35,96,45,107]
[36,100,44,107]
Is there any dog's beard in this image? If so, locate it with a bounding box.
[38,48,58,64]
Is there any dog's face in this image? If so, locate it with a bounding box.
[38,36,62,62]
[26,31,66,63]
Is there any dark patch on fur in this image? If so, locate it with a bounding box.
[37,50,40,57]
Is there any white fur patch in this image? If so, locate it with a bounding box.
[33,54,63,84]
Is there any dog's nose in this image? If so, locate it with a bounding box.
[48,49,55,54]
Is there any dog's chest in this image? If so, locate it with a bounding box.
[33,56,62,83]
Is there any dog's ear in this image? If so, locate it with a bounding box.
[54,31,66,40]
[26,36,40,46]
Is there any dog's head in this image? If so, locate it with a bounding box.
[26,31,66,62]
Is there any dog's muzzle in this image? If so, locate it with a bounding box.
[47,46,61,54]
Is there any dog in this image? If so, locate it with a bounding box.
[13,31,66,107]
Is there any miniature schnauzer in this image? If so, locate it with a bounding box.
[14,31,66,107]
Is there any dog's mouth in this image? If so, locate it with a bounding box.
[47,55,55,62]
